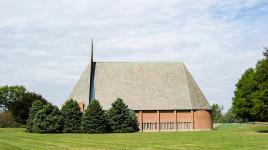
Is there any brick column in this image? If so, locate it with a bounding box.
[174,110,177,131]
[157,110,160,132]
[139,111,143,132]
[191,110,194,131]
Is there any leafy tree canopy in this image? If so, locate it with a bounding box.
[232,47,268,121]
[211,104,224,123]
[10,92,47,124]
[0,85,26,111]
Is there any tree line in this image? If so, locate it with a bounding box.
[0,85,48,127]
[26,98,139,133]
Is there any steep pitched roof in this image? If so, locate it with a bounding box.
[68,62,211,110]
[68,63,91,106]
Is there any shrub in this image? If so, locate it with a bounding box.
[32,104,63,133]
[26,100,46,132]
[81,99,109,133]
[61,99,82,133]
[0,111,19,127]
[107,98,139,133]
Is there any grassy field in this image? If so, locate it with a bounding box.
[0,124,267,150]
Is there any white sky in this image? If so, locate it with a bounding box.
[0,0,267,111]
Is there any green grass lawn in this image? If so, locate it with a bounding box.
[0,124,267,150]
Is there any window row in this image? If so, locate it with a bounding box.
[139,122,192,131]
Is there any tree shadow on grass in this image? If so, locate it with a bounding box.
[256,130,268,133]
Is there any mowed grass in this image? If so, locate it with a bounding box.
[0,124,267,150]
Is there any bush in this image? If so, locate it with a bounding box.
[0,111,20,127]
[107,98,139,133]
[32,104,63,133]
[81,100,109,133]
[61,99,82,133]
[26,100,46,132]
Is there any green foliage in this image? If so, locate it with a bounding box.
[81,99,108,133]
[107,98,139,133]
[0,85,26,111]
[251,55,268,121]
[10,92,47,125]
[211,104,224,123]
[232,68,257,121]
[0,111,20,127]
[221,109,241,123]
[26,100,46,132]
[32,104,63,133]
[61,99,82,133]
[232,47,268,121]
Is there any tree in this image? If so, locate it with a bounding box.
[221,109,240,123]
[251,48,268,121]
[81,99,108,133]
[32,104,63,133]
[61,99,82,133]
[0,111,18,127]
[211,104,224,123]
[232,68,257,121]
[10,92,47,124]
[26,100,46,132]
[0,85,26,111]
[107,98,139,133]
[232,47,268,122]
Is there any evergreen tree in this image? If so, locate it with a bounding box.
[107,98,139,133]
[81,99,108,133]
[26,100,46,132]
[61,99,82,133]
[32,104,63,133]
[10,92,47,125]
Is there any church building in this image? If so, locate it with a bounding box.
[68,43,212,132]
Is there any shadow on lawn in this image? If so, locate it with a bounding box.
[256,130,268,133]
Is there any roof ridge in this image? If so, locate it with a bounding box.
[182,64,193,110]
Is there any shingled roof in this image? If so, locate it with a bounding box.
[68,61,211,110]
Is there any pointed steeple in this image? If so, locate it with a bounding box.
[91,39,94,63]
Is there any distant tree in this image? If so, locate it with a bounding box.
[211,104,224,123]
[81,99,109,133]
[0,111,19,127]
[10,92,47,124]
[232,68,257,121]
[0,85,26,111]
[26,100,46,132]
[107,98,139,133]
[32,104,63,133]
[61,99,82,133]
[221,109,240,123]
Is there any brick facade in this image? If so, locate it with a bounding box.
[135,110,212,132]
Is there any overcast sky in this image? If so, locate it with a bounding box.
[0,0,267,111]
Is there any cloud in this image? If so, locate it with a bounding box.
[0,0,267,111]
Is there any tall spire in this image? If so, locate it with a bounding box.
[91,39,94,63]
